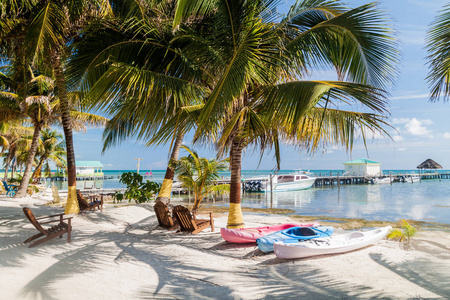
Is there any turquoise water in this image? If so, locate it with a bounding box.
[47,169,450,224]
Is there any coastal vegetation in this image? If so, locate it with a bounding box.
[1,0,399,225]
[387,220,417,244]
[118,172,161,203]
[176,146,229,212]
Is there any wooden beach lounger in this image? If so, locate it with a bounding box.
[77,190,103,212]
[154,200,179,230]
[173,205,214,234]
[22,207,72,248]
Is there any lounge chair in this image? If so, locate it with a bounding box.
[172,205,214,234]
[76,190,103,212]
[2,180,18,197]
[22,207,72,248]
[154,200,178,230]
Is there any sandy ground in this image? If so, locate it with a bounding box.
[0,195,449,300]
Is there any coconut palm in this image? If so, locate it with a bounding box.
[31,129,66,180]
[0,68,107,197]
[0,121,33,181]
[176,146,229,211]
[426,4,450,100]
[2,0,113,210]
[172,0,399,228]
[70,0,398,228]
[68,1,207,204]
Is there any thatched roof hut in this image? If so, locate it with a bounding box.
[417,159,443,169]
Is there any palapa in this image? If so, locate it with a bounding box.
[417,159,443,169]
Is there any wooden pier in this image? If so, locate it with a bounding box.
[314,172,450,187]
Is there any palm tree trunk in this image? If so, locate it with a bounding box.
[3,161,9,182]
[52,52,79,214]
[31,157,45,180]
[15,125,41,197]
[156,132,184,204]
[227,138,245,228]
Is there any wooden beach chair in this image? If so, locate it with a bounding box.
[76,190,103,212]
[154,200,178,230]
[22,207,72,248]
[172,205,214,234]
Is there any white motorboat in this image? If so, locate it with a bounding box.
[273,226,392,259]
[243,171,316,192]
[372,177,392,184]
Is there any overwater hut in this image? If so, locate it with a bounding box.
[417,159,442,174]
[343,159,381,176]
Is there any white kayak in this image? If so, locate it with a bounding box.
[274,226,392,259]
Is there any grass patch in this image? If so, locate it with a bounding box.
[291,215,450,230]
[196,205,295,215]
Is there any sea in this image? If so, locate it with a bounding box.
[47,169,450,225]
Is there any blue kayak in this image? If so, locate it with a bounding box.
[257,226,334,253]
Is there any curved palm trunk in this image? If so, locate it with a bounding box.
[3,161,9,182]
[31,157,45,180]
[227,138,244,228]
[52,52,79,214]
[156,133,184,204]
[15,125,42,197]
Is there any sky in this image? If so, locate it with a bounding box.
[71,0,450,171]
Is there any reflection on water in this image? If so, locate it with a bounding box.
[45,176,450,224]
[214,181,450,224]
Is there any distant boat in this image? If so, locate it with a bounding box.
[372,177,392,184]
[244,171,316,192]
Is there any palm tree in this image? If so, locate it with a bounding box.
[68,1,207,204]
[3,0,113,209]
[426,4,450,100]
[172,0,399,228]
[0,67,107,197]
[0,121,33,181]
[31,129,66,180]
[176,146,229,211]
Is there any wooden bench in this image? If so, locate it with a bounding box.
[154,200,179,230]
[22,207,72,248]
[77,190,103,212]
[173,205,214,234]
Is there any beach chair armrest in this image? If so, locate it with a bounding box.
[35,213,65,220]
[39,217,73,225]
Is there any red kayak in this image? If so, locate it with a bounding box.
[220,222,319,243]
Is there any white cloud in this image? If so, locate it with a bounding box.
[392,135,403,142]
[390,93,429,100]
[397,148,407,151]
[391,118,433,137]
[404,118,432,136]
[443,132,450,139]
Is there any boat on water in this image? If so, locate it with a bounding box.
[257,226,334,253]
[243,171,316,192]
[220,222,319,243]
[273,226,392,259]
[371,177,392,184]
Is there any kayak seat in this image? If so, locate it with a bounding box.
[289,227,316,236]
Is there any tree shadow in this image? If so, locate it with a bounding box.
[369,252,450,298]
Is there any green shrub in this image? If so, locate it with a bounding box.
[119,172,160,203]
[387,220,417,243]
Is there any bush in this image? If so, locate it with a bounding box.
[387,220,417,243]
[119,172,161,203]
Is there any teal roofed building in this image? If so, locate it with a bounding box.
[75,161,104,178]
[343,159,381,176]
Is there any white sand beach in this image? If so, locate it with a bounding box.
[1,195,449,299]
